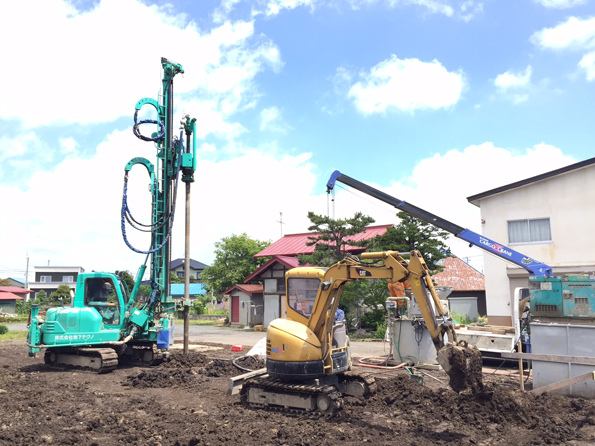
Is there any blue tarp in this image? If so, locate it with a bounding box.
[170,283,206,297]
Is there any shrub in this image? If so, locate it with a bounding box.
[373,321,387,339]
[16,300,32,316]
[0,325,8,335]
[451,311,476,325]
[360,309,385,329]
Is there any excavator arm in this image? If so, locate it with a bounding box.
[361,250,458,351]
[298,250,482,393]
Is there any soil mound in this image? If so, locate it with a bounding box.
[162,351,209,368]
[339,375,595,445]
[233,355,266,371]
[124,368,207,388]
[205,358,242,377]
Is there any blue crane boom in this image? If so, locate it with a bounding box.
[326,170,553,277]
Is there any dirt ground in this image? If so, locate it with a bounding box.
[2,340,595,446]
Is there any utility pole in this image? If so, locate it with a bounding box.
[276,212,285,238]
[25,253,29,290]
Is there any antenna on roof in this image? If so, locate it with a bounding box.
[276,212,285,238]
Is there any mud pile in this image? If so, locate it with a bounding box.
[124,368,207,388]
[233,355,266,371]
[162,350,210,368]
[2,341,595,446]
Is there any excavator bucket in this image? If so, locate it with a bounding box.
[436,341,484,394]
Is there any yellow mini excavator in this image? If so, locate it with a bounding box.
[237,250,483,415]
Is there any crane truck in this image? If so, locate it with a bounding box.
[26,58,196,372]
[325,171,558,353]
[237,250,483,415]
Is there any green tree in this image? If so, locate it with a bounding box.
[340,279,390,329]
[16,299,32,315]
[201,233,271,296]
[298,212,376,267]
[369,211,450,272]
[170,272,184,284]
[34,290,49,306]
[138,285,152,301]
[0,278,11,286]
[119,270,136,294]
[49,285,73,305]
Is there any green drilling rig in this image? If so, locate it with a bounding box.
[27,58,196,372]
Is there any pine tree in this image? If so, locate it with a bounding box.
[369,211,450,272]
[298,212,375,267]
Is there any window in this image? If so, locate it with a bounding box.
[508,218,551,244]
[63,276,74,283]
[176,271,184,278]
[287,278,320,318]
[40,276,51,283]
[84,278,120,326]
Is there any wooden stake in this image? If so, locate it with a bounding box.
[517,340,524,391]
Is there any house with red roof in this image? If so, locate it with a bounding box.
[234,225,392,328]
[433,256,486,318]
[0,286,33,314]
[254,224,392,259]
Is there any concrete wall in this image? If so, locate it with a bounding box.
[476,165,595,325]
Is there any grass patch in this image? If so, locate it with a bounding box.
[0,316,29,323]
[0,330,28,342]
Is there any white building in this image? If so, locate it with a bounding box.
[29,266,85,301]
[467,157,595,326]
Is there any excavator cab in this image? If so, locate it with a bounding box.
[84,277,122,326]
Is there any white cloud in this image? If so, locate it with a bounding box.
[328,142,575,271]
[348,55,465,114]
[493,65,532,103]
[0,0,281,132]
[259,106,291,133]
[578,51,595,80]
[59,137,78,155]
[344,0,483,20]
[459,0,483,21]
[0,128,321,278]
[214,0,481,22]
[0,132,41,162]
[0,132,577,282]
[494,65,532,90]
[531,16,595,50]
[408,0,454,16]
[533,0,587,8]
[263,0,317,16]
[531,16,595,81]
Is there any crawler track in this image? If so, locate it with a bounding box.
[44,347,118,373]
[119,343,168,367]
[340,371,378,395]
[241,377,344,416]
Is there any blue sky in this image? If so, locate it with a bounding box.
[0,0,593,281]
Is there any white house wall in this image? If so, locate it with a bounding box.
[477,165,595,326]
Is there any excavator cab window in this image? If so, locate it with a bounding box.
[287,278,320,318]
[84,278,121,326]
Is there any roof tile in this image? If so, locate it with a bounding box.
[433,256,485,291]
[254,224,392,258]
